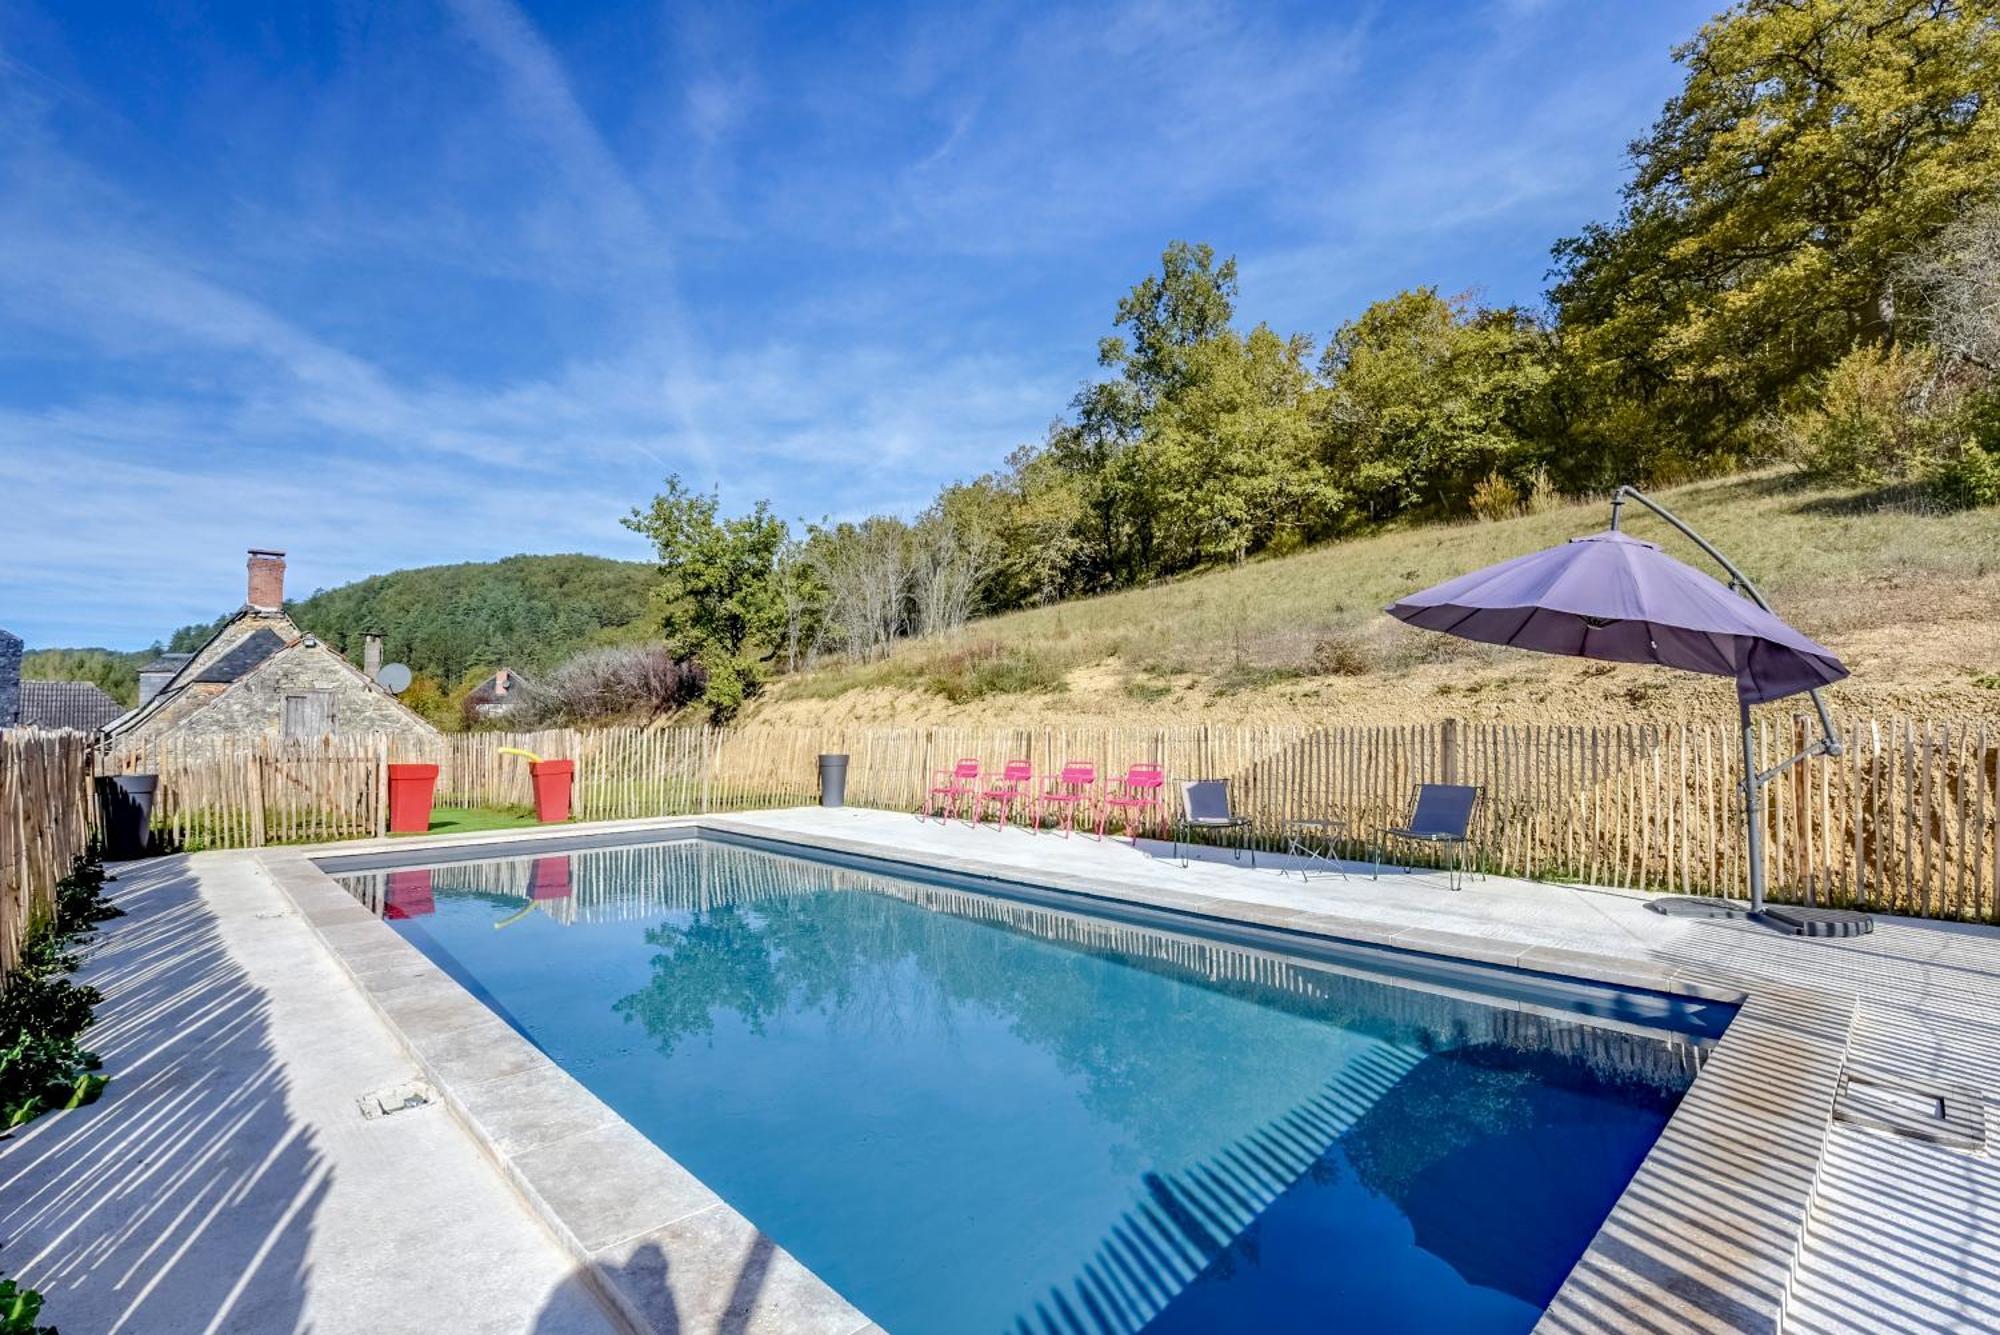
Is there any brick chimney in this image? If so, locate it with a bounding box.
[363,632,383,679]
[247,549,286,611]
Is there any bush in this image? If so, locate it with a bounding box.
[512,645,707,726]
[1308,633,1375,676]
[697,655,756,723]
[922,642,1067,702]
[0,1272,54,1334]
[1924,391,2000,510]
[1927,443,2000,509]
[1,852,118,1130]
[1468,471,1523,522]
[1783,343,1945,486]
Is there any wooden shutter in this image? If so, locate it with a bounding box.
[283,691,335,738]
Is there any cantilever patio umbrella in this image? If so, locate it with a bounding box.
[1385,487,1848,913]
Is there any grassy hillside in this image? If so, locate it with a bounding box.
[754,471,2000,727]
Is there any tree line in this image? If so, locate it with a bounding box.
[608,0,1998,722]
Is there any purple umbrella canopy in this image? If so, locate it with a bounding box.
[1385,530,1848,705]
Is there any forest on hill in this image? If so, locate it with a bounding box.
[26,555,654,713]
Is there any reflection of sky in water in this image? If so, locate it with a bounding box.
[338,840,1704,1335]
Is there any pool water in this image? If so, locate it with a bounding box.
[333,836,1721,1335]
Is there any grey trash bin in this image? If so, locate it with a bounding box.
[96,773,158,860]
[818,754,850,808]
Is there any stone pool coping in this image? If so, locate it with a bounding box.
[261,812,1853,1335]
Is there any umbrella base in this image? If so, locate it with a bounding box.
[1647,895,1872,937]
[1759,905,1874,938]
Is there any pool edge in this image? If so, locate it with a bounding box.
[276,812,1851,1335]
[256,827,882,1335]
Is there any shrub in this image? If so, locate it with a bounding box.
[1925,391,2000,510]
[697,655,755,723]
[1468,471,1523,522]
[922,642,1067,702]
[1927,442,2000,510]
[1,852,118,1130]
[512,645,707,726]
[0,1272,53,1334]
[1308,633,1374,676]
[1783,343,1945,486]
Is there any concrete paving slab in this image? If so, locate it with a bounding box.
[593,1206,874,1335]
[0,854,614,1335]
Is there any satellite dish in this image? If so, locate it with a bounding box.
[375,663,413,694]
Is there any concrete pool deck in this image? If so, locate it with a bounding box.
[4,806,1997,1332]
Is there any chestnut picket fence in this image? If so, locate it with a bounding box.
[87,714,2000,921]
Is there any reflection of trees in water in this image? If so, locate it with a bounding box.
[608,853,1694,1179]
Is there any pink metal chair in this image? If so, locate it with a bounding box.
[1099,764,1166,843]
[977,760,1035,830]
[921,758,982,823]
[1036,761,1098,836]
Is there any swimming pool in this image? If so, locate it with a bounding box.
[328,832,1729,1334]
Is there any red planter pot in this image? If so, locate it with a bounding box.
[530,759,575,823]
[387,763,440,834]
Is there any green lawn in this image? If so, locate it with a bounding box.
[399,804,548,836]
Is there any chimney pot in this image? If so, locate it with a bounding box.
[247,549,286,611]
[363,633,383,678]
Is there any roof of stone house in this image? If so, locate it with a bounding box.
[139,652,194,674]
[466,667,528,705]
[191,628,287,684]
[0,626,20,648]
[109,626,439,741]
[107,607,283,736]
[20,681,123,732]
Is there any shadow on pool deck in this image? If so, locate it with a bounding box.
[0,856,323,1334]
[532,1236,817,1335]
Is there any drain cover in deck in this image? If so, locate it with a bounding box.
[1836,1071,1983,1151]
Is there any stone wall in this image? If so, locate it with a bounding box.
[0,628,21,728]
[157,643,434,742]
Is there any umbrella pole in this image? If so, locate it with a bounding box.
[1741,695,1765,915]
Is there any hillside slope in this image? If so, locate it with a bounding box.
[285,554,656,686]
[752,472,2000,728]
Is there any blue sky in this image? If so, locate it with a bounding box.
[0,0,1710,648]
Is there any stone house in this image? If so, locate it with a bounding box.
[104,550,438,746]
[463,667,529,720]
[0,627,19,727]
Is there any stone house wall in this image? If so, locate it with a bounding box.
[0,628,21,728]
[155,643,434,742]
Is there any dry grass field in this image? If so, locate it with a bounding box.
[748,470,2000,729]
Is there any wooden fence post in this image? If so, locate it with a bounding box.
[374,738,390,839]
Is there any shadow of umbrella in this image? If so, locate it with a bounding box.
[1340,1043,1684,1309]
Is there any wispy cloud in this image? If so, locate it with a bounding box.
[0,0,1706,646]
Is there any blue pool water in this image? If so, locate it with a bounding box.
[331,835,1724,1334]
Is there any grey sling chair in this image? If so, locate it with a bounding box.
[1174,779,1256,868]
[1372,783,1483,890]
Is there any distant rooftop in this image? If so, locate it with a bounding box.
[20,680,122,732]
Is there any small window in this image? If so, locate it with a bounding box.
[283,691,335,738]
